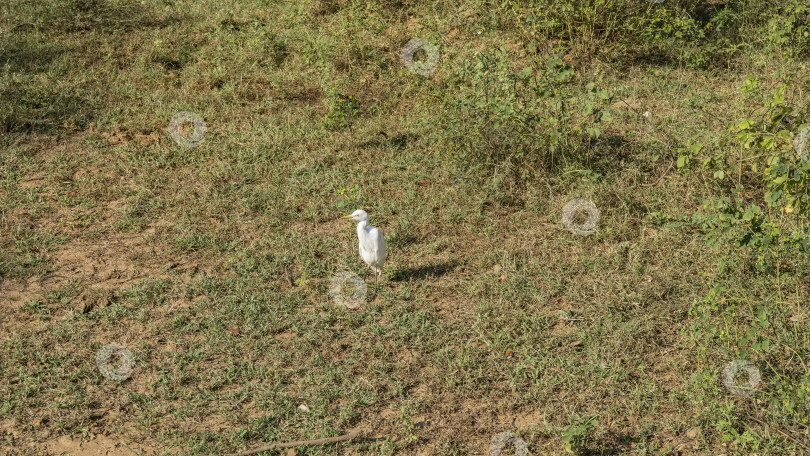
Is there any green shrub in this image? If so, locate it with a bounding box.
[442,47,611,180]
[514,0,809,67]
[701,75,810,273]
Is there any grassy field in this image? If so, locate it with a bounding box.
[2,0,810,454]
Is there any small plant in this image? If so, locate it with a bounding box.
[296,270,310,287]
[336,184,360,211]
[23,299,48,315]
[561,415,597,453]
[713,404,762,449]
[399,404,419,446]
[675,142,704,172]
[323,89,359,130]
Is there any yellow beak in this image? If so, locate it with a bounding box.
[340,215,353,219]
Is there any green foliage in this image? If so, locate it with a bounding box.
[23,299,48,315]
[322,89,359,130]
[627,4,738,68]
[443,47,611,179]
[701,76,810,273]
[676,142,704,172]
[763,1,810,58]
[623,0,809,67]
[713,403,762,449]
[336,184,360,211]
[561,415,597,453]
[518,0,641,53]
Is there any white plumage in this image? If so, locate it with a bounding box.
[341,209,387,294]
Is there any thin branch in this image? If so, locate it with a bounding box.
[746,414,810,453]
[213,430,363,456]
[640,160,674,187]
[284,265,296,287]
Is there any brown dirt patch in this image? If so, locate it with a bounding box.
[43,433,156,456]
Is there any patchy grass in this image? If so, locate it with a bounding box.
[1,0,810,455]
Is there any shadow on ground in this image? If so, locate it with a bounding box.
[390,261,458,282]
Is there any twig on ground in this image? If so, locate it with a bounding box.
[213,430,363,456]
[745,414,810,453]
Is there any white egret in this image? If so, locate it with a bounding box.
[340,209,387,296]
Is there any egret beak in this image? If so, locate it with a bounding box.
[340,215,353,220]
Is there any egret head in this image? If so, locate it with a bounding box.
[340,209,368,223]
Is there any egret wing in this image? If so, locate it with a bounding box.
[363,226,387,268]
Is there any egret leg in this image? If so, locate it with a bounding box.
[369,271,378,300]
[362,267,370,281]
